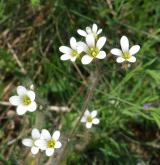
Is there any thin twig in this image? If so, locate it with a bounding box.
[7,43,27,75]
[0,101,11,106]
[7,129,31,145]
[0,101,70,112]
[49,106,70,112]
[106,0,116,16]
[2,78,16,98]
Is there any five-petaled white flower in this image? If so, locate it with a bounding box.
[22,128,41,155]
[81,110,100,129]
[110,36,140,63]
[79,34,106,65]
[35,129,62,156]
[9,86,37,115]
[77,23,102,39]
[59,37,83,62]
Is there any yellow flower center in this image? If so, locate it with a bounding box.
[22,95,31,105]
[48,139,56,148]
[87,116,93,123]
[89,47,99,57]
[123,51,131,60]
[71,50,78,57]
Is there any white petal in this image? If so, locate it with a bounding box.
[9,96,20,106]
[96,51,106,59]
[97,29,102,35]
[86,27,92,34]
[17,86,27,96]
[60,54,71,61]
[52,130,60,141]
[77,47,83,54]
[77,41,87,52]
[81,55,93,65]
[86,122,92,129]
[92,24,98,33]
[55,141,62,148]
[27,91,35,101]
[16,105,27,115]
[120,36,129,52]
[27,101,37,112]
[34,139,47,150]
[77,45,84,54]
[41,129,51,140]
[92,118,100,124]
[129,45,140,55]
[91,110,97,118]
[81,116,86,123]
[84,110,90,116]
[77,29,87,37]
[45,148,54,156]
[70,37,77,50]
[116,57,125,63]
[22,138,33,147]
[127,56,136,63]
[59,46,72,54]
[70,56,77,62]
[96,37,106,50]
[31,146,39,155]
[110,48,122,56]
[86,34,95,47]
[32,128,40,139]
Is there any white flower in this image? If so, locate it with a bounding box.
[110,36,140,63]
[59,37,83,62]
[9,86,37,115]
[81,110,100,129]
[80,34,106,64]
[77,23,102,38]
[22,128,41,155]
[35,129,62,156]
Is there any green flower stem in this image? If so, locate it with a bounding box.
[72,62,87,85]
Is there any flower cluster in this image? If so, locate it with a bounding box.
[59,23,140,64]
[22,128,62,156]
[59,23,107,65]
[8,23,141,159]
[9,85,99,155]
[21,111,99,156]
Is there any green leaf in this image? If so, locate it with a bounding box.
[146,70,160,84]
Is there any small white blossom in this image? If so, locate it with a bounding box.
[77,23,102,38]
[35,129,62,157]
[81,110,100,129]
[110,36,140,63]
[9,86,37,115]
[79,34,106,64]
[59,37,83,62]
[22,128,41,155]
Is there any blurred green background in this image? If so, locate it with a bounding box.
[0,0,160,164]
